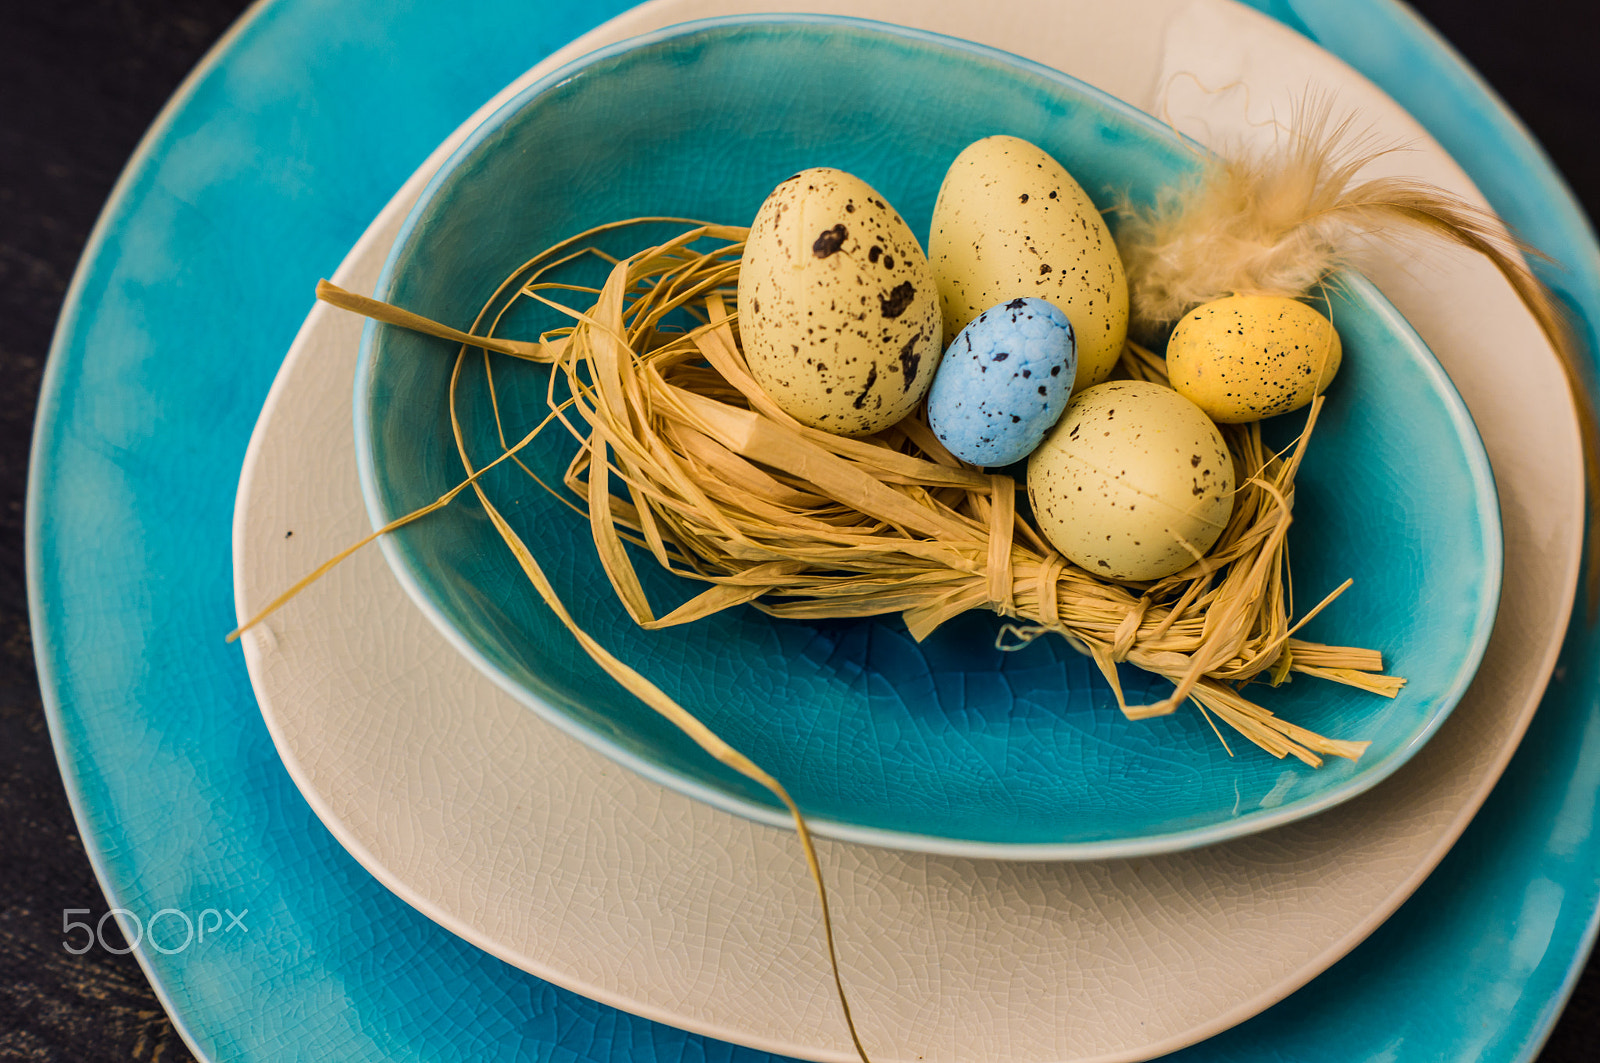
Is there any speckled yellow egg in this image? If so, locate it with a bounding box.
[1166,295,1342,423]
[1027,380,1234,581]
[736,168,942,436]
[929,135,1128,390]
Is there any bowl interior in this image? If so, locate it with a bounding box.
[356,16,1500,856]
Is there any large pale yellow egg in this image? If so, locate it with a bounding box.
[1027,380,1234,581]
[1166,295,1342,423]
[736,168,942,436]
[929,135,1128,390]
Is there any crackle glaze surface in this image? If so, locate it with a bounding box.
[30,0,1598,1061]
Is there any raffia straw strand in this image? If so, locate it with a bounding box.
[443,329,874,1063]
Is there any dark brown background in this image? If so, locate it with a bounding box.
[1,1,1594,1060]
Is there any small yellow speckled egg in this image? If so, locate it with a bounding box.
[929,135,1128,390]
[1027,380,1234,581]
[736,168,942,436]
[1166,295,1342,423]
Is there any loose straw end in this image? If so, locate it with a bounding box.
[315,278,547,359]
[1326,739,1372,762]
[1124,698,1179,720]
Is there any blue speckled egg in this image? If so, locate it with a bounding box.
[926,297,1077,466]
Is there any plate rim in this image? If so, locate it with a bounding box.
[24,2,275,1061]
[24,0,1595,1061]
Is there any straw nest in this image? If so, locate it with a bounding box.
[316,218,1403,769]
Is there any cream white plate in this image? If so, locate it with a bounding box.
[233,1,1582,1061]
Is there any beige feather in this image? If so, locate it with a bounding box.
[1117,98,1600,608]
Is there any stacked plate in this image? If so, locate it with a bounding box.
[32,1,1598,1061]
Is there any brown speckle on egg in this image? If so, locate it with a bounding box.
[880,281,916,319]
[813,224,847,258]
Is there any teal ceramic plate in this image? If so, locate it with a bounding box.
[355,16,1500,856]
[27,0,1597,1060]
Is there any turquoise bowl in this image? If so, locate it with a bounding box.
[355,15,1500,857]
